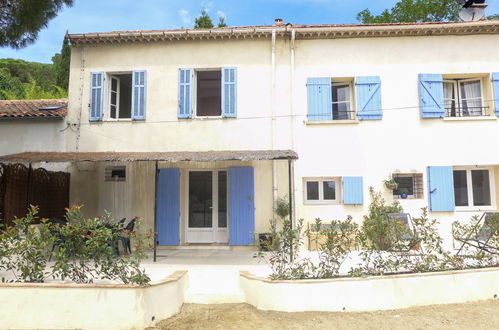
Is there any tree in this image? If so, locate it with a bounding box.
[218,17,228,28]
[194,9,214,28]
[0,0,74,48]
[487,13,499,20]
[357,0,461,23]
[52,34,71,90]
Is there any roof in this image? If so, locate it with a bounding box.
[0,150,298,163]
[0,99,68,119]
[68,20,499,46]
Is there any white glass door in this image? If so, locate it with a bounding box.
[186,170,228,243]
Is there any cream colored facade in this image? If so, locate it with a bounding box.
[65,21,499,248]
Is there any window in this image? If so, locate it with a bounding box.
[109,74,132,120]
[196,70,222,117]
[444,78,485,117]
[304,178,340,203]
[392,173,424,199]
[105,166,126,182]
[453,168,493,208]
[332,82,354,120]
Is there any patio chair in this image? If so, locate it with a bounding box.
[456,212,499,255]
[48,218,68,261]
[120,218,135,254]
[387,213,419,252]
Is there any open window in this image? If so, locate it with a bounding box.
[105,166,126,182]
[109,74,132,120]
[332,80,354,120]
[196,70,222,117]
[444,78,485,117]
[392,173,424,199]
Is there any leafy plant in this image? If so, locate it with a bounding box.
[383,177,398,190]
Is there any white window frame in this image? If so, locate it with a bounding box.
[453,166,496,211]
[193,68,223,119]
[443,78,485,117]
[331,80,355,121]
[106,72,132,121]
[392,173,424,200]
[303,177,341,205]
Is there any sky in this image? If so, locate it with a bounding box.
[0,0,498,64]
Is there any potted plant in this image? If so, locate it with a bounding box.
[398,188,409,199]
[383,177,398,190]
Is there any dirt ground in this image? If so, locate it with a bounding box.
[150,300,499,330]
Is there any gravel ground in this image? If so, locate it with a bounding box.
[150,300,499,330]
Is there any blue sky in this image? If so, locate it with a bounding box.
[0,0,498,63]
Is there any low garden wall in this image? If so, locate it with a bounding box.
[0,270,188,330]
[240,267,499,312]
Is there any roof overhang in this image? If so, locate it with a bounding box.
[68,20,499,46]
[0,150,298,164]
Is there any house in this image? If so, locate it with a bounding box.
[1,19,498,250]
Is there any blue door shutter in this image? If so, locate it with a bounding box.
[492,73,499,116]
[156,168,180,246]
[356,76,382,120]
[89,72,104,121]
[132,70,146,120]
[343,177,363,205]
[307,78,332,121]
[178,68,192,118]
[427,166,455,212]
[229,167,255,246]
[419,74,445,118]
[222,67,237,118]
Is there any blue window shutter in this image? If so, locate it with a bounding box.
[132,70,146,120]
[492,73,499,116]
[156,168,180,246]
[427,166,455,212]
[89,72,104,121]
[178,68,192,118]
[343,177,364,205]
[222,67,237,118]
[229,167,255,246]
[307,78,332,121]
[355,76,382,120]
[419,74,444,118]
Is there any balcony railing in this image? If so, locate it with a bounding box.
[445,106,489,118]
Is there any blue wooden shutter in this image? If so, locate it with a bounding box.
[492,73,499,116]
[427,166,455,212]
[222,67,237,118]
[419,74,444,118]
[156,168,180,245]
[343,176,363,205]
[89,72,104,121]
[355,76,382,120]
[307,78,332,121]
[132,70,146,120]
[228,167,255,245]
[178,68,192,118]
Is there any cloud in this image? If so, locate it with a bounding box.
[179,9,191,26]
[217,10,226,18]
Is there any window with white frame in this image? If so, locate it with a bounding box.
[392,173,424,199]
[443,78,485,117]
[332,81,354,120]
[304,177,341,203]
[453,168,493,208]
[108,73,132,120]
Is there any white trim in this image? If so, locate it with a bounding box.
[453,166,496,211]
[193,68,224,119]
[106,72,133,121]
[303,177,341,205]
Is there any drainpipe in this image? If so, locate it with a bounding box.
[271,30,278,206]
[289,29,297,229]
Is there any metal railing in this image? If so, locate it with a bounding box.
[445,106,489,118]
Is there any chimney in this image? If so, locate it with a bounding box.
[274,18,283,26]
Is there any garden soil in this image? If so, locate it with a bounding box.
[150,300,498,330]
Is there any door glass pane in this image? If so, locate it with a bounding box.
[218,171,227,228]
[189,171,213,228]
[306,181,319,200]
[453,170,469,207]
[323,181,336,200]
[471,170,491,206]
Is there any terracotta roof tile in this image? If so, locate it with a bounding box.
[0,99,67,119]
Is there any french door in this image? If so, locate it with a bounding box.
[186,170,228,243]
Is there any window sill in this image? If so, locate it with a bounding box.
[454,206,497,212]
[303,201,341,205]
[443,116,496,122]
[304,120,359,125]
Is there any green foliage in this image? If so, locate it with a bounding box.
[357,0,461,23]
[0,206,152,285]
[487,13,499,20]
[52,34,71,90]
[274,196,290,220]
[361,187,404,250]
[218,17,228,28]
[194,9,214,28]
[0,0,74,48]
[0,68,24,99]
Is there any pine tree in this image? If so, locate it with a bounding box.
[52,34,71,90]
[194,9,214,28]
[0,0,74,48]
[217,17,228,28]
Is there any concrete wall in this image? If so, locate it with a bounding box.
[240,267,499,312]
[0,270,187,330]
[66,32,499,247]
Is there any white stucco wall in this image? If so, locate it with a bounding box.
[66,31,499,247]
